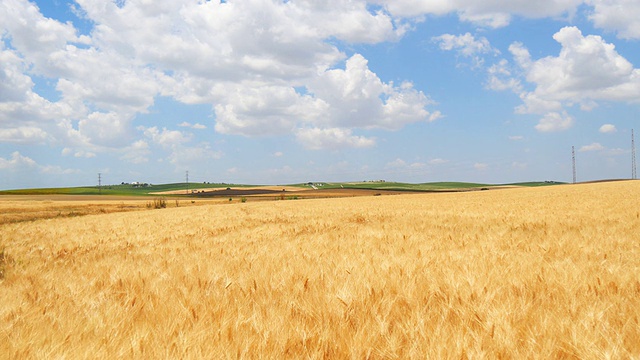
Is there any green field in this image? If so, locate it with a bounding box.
[303,181,564,192]
[0,180,565,196]
[0,182,242,196]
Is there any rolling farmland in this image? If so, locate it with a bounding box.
[1,181,639,358]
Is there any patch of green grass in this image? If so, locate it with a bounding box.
[0,182,259,196]
[0,180,564,196]
[504,181,566,187]
[289,181,566,192]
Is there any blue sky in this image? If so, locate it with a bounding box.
[1,0,639,189]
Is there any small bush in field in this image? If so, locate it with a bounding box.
[149,197,166,209]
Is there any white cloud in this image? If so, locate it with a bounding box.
[143,127,192,148]
[308,54,436,131]
[0,127,48,144]
[0,151,79,176]
[1,0,439,154]
[599,124,617,133]
[167,143,223,166]
[434,33,494,55]
[386,158,407,168]
[588,0,640,39]
[40,165,81,175]
[213,83,327,136]
[579,142,605,152]
[376,0,582,27]
[73,150,96,158]
[120,140,151,164]
[512,161,527,169]
[0,0,86,74]
[78,111,135,147]
[273,151,284,157]
[535,112,575,132]
[428,158,449,165]
[374,0,640,39]
[486,59,522,92]
[295,127,375,150]
[513,27,640,115]
[0,45,34,103]
[433,32,498,67]
[0,151,36,170]
[178,122,207,130]
[509,135,524,140]
[61,148,97,159]
[5,0,640,172]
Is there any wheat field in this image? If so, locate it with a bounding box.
[1,181,639,359]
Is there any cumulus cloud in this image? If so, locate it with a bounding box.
[433,32,498,67]
[0,127,49,144]
[513,27,640,115]
[213,83,327,136]
[295,127,375,150]
[3,0,639,164]
[386,158,407,168]
[143,127,192,148]
[486,59,523,92]
[120,140,151,164]
[308,54,436,131]
[1,0,432,154]
[0,151,80,177]
[588,0,640,39]
[599,124,617,133]
[179,122,207,129]
[0,151,37,169]
[167,144,223,166]
[535,112,575,132]
[374,0,640,39]
[579,142,605,152]
[377,0,640,38]
[376,0,582,27]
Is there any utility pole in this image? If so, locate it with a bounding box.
[572,146,577,184]
[98,173,102,195]
[632,129,637,180]
[186,170,189,194]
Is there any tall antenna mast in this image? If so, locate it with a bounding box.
[572,146,577,184]
[632,129,637,180]
[98,173,102,195]
[186,170,189,194]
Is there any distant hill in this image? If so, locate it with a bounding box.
[0,181,565,196]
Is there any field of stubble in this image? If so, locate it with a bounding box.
[1,181,639,359]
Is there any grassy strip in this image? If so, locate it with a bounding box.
[0,181,564,196]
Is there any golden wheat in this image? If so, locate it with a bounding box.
[1,181,639,358]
